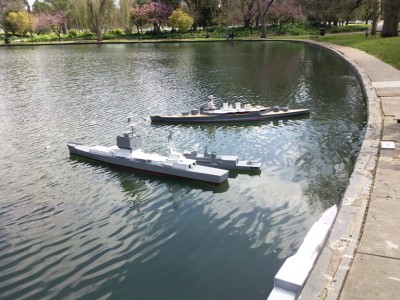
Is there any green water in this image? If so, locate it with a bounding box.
[0,41,366,299]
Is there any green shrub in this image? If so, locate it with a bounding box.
[330,25,368,34]
[30,33,54,42]
[68,29,78,37]
[109,28,124,36]
[80,31,96,39]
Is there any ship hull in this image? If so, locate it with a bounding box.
[184,156,261,171]
[151,109,310,124]
[67,143,228,184]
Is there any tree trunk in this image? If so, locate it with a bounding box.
[95,26,103,41]
[260,16,267,38]
[62,19,68,35]
[278,21,283,35]
[381,0,400,37]
[23,0,31,13]
[256,1,266,38]
[256,0,274,38]
[244,14,251,28]
[125,26,132,34]
[86,0,108,41]
[371,2,381,36]
[193,0,201,32]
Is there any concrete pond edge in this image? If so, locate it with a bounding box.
[294,40,383,299]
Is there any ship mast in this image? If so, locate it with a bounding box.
[127,115,136,137]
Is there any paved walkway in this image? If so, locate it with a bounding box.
[299,42,400,299]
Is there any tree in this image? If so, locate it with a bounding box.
[33,1,53,13]
[85,0,115,41]
[256,0,274,38]
[182,0,201,30]
[358,0,381,35]
[35,11,65,37]
[69,0,89,30]
[182,0,220,29]
[33,0,70,34]
[1,0,25,30]
[130,1,173,33]
[168,8,193,31]
[381,0,400,37]
[131,4,150,34]
[269,0,304,34]
[240,0,257,28]
[146,1,173,32]
[119,0,131,33]
[298,0,364,24]
[4,10,34,35]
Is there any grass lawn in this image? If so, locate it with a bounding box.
[318,33,400,70]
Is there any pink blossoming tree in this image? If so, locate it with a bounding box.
[269,0,305,35]
[35,11,66,38]
[131,1,173,34]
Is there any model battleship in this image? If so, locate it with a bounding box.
[67,119,229,184]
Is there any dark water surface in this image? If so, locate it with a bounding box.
[0,42,366,300]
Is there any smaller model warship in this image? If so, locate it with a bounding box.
[150,95,310,124]
[183,147,261,170]
[67,119,229,184]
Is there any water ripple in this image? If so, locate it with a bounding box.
[0,42,366,300]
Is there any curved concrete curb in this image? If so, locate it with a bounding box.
[295,40,400,299]
[297,41,382,299]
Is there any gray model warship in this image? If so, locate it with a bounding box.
[183,147,261,170]
[151,95,310,124]
[67,119,229,184]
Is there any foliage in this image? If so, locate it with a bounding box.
[298,0,363,23]
[69,0,89,29]
[35,11,66,38]
[68,28,77,36]
[330,24,367,33]
[269,0,304,22]
[131,1,173,33]
[109,28,124,36]
[30,32,60,42]
[146,1,174,31]
[119,0,130,31]
[4,10,34,34]
[76,30,96,39]
[235,0,258,28]
[168,9,193,32]
[33,0,70,16]
[182,0,220,29]
[130,4,150,34]
[66,29,97,39]
[0,0,26,28]
[256,0,275,38]
[85,0,116,41]
[32,1,53,14]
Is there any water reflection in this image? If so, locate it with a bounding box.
[0,42,366,300]
[69,154,230,194]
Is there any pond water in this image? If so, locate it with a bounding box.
[0,41,367,300]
